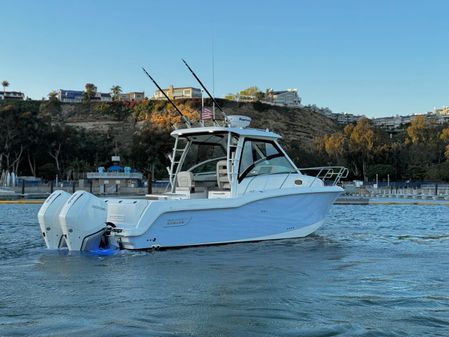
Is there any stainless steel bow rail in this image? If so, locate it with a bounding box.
[299,166,349,186]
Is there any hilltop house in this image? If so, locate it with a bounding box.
[0,91,25,100]
[153,86,202,100]
[119,92,145,102]
[263,89,301,107]
[56,89,112,103]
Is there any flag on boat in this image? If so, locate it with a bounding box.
[202,107,213,120]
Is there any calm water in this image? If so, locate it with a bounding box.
[1,204,449,337]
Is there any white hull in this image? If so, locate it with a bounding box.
[114,188,340,249]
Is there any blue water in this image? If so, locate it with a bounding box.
[1,204,449,336]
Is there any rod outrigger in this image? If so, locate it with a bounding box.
[142,67,191,128]
[181,59,227,121]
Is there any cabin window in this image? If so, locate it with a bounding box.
[238,139,297,182]
[179,133,230,175]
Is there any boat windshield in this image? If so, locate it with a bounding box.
[181,133,228,173]
[238,139,297,182]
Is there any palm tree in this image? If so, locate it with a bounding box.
[111,85,122,101]
[83,83,97,102]
[48,91,59,102]
[2,80,9,93]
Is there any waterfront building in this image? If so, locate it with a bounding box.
[86,156,143,192]
[120,92,145,102]
[263,88,301,107]
[0,91,25,100]
[56,89,112,103]
[153,86,202,100]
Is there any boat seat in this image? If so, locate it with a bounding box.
[217,160,230,190]
[177,171,195,192]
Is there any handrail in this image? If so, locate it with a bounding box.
[299,166,349,187]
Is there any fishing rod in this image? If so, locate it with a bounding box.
[141,67,191,128]
[181,59,227,120]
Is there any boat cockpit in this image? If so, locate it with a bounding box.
[159,125,303,200]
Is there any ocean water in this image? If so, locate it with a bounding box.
[1,204,449,336]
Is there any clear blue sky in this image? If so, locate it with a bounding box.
[1,0,448,117]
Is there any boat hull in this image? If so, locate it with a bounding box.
[115,189,340,249]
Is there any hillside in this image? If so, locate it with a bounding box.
[0,99,339,179]
[62,99,340,154]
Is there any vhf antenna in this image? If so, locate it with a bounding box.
[142,67,191,128]
[181,59,227,121]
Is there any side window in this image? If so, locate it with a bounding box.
[239,140,254,175]
[238,139,297,181]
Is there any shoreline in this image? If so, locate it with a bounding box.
[2,196,449,206]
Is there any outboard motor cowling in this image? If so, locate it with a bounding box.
[59,191,107,251]
[38,190,72,249]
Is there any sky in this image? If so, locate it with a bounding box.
[1,0,448,117]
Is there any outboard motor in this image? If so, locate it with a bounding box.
[59,191,108,251]
[38,190,72,249]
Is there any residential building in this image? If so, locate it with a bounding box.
[238,94,257,102]
[0,91,25,100]
[311,106,335,119]
[56,89,112,103]
[120,91,145,102]
[153,86,202,100]
[434,106,449,117]
[335,112,362,125]
[372,115,406,130]
[56,89,83,103]
[263,88,301,107]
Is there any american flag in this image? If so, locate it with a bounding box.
[202,107,213,120]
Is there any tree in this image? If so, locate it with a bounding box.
[48,91,58,101]
[440,126,449,159]
[130,125,173,179]
[111,85,122,101]
[406,115,432,144]
[83,83,97,102]
[347,117,375,181]
[2,80,9,93]
[240,86,259,96]
[323,132,345,162]
[224,93,236,100]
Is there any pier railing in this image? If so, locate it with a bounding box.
[300,166,349,186]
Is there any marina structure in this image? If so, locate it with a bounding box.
[85,156,143,193]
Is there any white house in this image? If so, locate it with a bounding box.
[0,91,25,100]
[263,89,301,107]
[153,86,202,100]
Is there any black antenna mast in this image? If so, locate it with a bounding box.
[142,67,191,128]
[181,59,227,120]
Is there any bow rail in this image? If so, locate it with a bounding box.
[299,166,349,186]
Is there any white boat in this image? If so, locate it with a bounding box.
[38,116,347,251]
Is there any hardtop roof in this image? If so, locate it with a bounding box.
[170,126,282,140]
